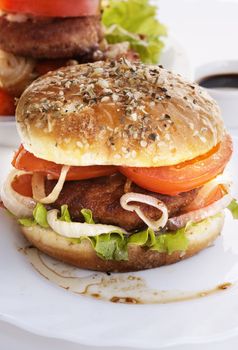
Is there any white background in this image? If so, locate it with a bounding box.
[1,0,238,348]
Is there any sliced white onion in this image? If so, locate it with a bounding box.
[0,49,34,94]
[47,210,127,238]
[32,166,70,204]
[168,193,232,230]
[184,174,231,212]
[120,192,168,231]
[0,170,36,218]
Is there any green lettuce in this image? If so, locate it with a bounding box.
[19,205,220,262]
[92,233,128,261]
[81,209,95,224]
[128,227,156,246]
[151,227,189,254]
[18,217,36,227]
[60,205,71,223]
[102,0,167,64]
[228,199,238,219]
[33,203,49,228]
[128,226,189,254]
[19,203,49,228]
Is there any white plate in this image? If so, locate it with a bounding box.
[0,36,191,149]
[0,136,238,348]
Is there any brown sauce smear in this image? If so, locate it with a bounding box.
[22,247,234,305]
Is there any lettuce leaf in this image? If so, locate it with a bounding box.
[102,0,167,64]
[94,233,128,261]
[128,227,156,247]
[18,217,36,227]
[19,204,216,261]
[81,209,95,224]
[128,226,188,254]
[60,205,71,223]
[33,203,49,228]
[151,227,189,254]
[227,199,238,219]
[19,203,49,228]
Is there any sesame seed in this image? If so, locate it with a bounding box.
[153,156,159,163]
[101,96,110,103]
[200,136,207,143]
[112,94,119,102]
[131,150,137,158]
[76,141,83,148]
[97,79,109,89]
[140,140,147,148]
[130,113,138,121]
[114,154,121,159]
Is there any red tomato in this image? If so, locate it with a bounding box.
[11,173,33,197]
[120,134,233,196]
[182,184,225,212]
[0,88,15,116]
[12,145,117,180]
[0,0,100,17]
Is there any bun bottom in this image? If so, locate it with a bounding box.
[21,213,224,272]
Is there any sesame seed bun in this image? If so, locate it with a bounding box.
[21,213,224,272]
[16,59,224,167]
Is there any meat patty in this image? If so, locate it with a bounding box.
[0,16,103,59]
[46,174,198,231]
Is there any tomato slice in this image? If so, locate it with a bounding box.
[120,134,233,196]
[0,88,15,116]
[12,145,117,180]
[11,173,33,197]
[0,0,100,17]
[182,184,225,213]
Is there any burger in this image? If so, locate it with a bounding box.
[1,59,236,272]
[0,0,166,116]
[0,0,104,115]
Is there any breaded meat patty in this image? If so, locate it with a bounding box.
[46,174,199,232]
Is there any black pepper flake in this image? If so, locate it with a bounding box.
[183,96,188,100]
[193,99,197,104]
[165,94,171,99]
[154,76,159,85]
[106,272,111,276]
[164,114,171,120]
[158,65,164,69]
[148,133,157,141]
[189,85,195,90]
[160,87,167,93]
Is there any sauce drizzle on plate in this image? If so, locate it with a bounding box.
[21,246,234,305]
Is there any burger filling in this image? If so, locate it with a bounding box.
[45,174,199,232]
[1,139,237,262]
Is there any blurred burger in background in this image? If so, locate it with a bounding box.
[0,0,103,115]
[0,0,166,116]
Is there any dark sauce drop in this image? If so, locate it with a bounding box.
[198,73,238,89]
